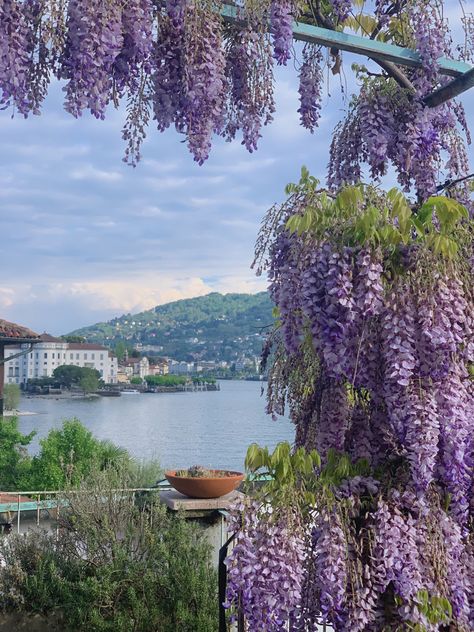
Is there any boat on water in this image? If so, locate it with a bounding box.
[121,389,141,395]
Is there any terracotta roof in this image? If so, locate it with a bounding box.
[0,493,32,504]
[40,333,65,343]
[0,319,39,343]
[68,342,109,351]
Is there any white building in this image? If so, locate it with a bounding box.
[168,361,193,375]
[3,334,118,385]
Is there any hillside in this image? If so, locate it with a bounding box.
[68,292,274,362]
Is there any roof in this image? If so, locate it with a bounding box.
[0,319,40,344]
[0,493,32,504]
[68,343,109,351]
[39,333,64,343]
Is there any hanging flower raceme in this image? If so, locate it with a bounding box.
[61,0,123,118]
[182,2,226,164]
[270,0,294,66]
[221,17,275,153]
[224,498,305,630]
[0,0,35,116]
[298,45,324,133]
[113,0,153,94]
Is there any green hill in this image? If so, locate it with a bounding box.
[68,292,274,362]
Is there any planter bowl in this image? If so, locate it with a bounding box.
[165,470,244,499]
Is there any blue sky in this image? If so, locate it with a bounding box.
[1,6,473,335]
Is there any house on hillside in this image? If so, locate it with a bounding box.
[148,358,169,376]
[119,356,149,380]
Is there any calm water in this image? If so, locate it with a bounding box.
[17,380,294,471]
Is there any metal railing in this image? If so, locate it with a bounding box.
[0,488,162,535]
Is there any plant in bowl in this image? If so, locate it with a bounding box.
[165,465,244,499]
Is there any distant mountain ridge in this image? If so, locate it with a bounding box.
[68,292,274,362]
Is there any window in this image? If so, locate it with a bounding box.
[44,352,48,359]
[52,353,55,359]
[100,354,104,360]
[91,353,95,360]
[70,353,73,359]
[84,353,88,360]
[76,354,79,360]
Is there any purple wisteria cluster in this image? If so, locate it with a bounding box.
[224,499,305,630]
[298,45,324,132]
[270,0,294,66]
[61,0,123,119]
[328,83,471,201]
[228,182,474,630]
[328,1,471,202]
[0,0,471,186]
[0,0,37,116]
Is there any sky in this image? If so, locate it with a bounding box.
[1,5,473,335]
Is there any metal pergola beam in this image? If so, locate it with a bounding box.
[221,3,474,106]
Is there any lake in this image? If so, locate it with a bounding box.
[17,380,294,472]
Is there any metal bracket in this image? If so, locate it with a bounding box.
[0,343,35,365]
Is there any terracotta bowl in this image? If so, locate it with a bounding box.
[165,470,244,499]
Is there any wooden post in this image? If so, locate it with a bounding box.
[0,345,4,417]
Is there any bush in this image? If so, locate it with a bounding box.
[0,417,34,490]
[0,466,218,632]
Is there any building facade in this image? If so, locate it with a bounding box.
[3,334,118,385]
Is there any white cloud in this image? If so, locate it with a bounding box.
[0,288,15,309]
[70,165,123,182]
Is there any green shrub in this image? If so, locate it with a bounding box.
[0,466,217,632]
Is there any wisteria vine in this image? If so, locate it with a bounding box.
[224,175,474,630]
[0,0,472,200]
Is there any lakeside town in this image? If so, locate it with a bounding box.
[3,332,263,394]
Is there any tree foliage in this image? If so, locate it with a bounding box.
[52,365,101,391]
[28,419,128,490]
[3,383,20,411]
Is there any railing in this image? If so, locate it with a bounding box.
[0,488,161,535]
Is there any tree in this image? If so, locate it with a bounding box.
[0,417,34,491]
[30,419,98,489]
[79,368,100,394]
[3,384,20,411]
[53,365,83,389]
[114,341,128,362]
[29,419,106,490]
[130,377,143,385]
